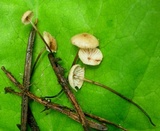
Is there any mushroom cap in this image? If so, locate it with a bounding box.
[71,33,99,49]
[68,64,85,91]
[43,31,57,52]
[21,10,33,25]
[78,48,103,66]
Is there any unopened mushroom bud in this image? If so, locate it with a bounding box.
[78,48,103,65]
[21,10,33,25]
[43,31,57,52]
[71,33,99,49]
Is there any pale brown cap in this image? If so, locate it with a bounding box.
[71,33,99,49]
[21,10,33,25]
[43,31,57,52]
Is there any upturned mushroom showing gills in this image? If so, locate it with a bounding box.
[71,33,99,49]
[78,48,103,65]
[21,10,33,25]
[68,64,85,91]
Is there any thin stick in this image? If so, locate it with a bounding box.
[28,107,40,131]
[83,78,155,126]
[84,113,127,131]
[21,24,36,131]
[31,47,46,77]
[48,53,89,131]
[2,66,129,131]
[5,87,21,96]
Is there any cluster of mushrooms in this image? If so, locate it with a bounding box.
[22,10,103,92]
[69,33,103,91]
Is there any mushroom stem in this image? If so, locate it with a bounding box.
[82,78,155,126]
[29,20,53,53]
[71,51,79,67]
[31,47,46,76]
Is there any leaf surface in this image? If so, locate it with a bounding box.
[0,0,160,131]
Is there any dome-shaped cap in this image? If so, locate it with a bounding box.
[71,33,99,49]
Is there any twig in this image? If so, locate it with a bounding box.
[27,107,40,131]
[21,23,37,131]
[48,53,89,130]
[84,113,127,131]
[31,47,46,77]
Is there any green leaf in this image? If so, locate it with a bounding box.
[0,0,160,131]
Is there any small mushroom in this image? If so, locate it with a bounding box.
[43,31,57,52]
[68,64,85,91]
[21,10,33,25]
[78,48,103,65]
[69,64,107,91]
[71,33,99,49]
[69,64,116,91]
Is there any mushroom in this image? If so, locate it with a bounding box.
[69,64,102,91]
[43,31,57,52]
[21,10,37,30]
[71,33,103,66]
[71,33,99,49]
[21,10,33,25]
[21,10,53,53]
[68,64,85,91]
[69,64,112,91]
[78,48,103,65]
